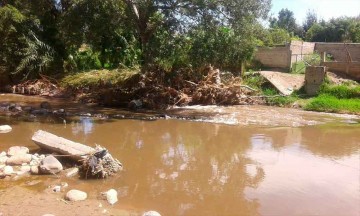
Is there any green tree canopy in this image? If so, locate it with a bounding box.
[305,16,360,42]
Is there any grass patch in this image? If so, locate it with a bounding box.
[61,69,140,89]
[262,88,298,107]
[304,94,360,114]
[243,73,265,90]
[319,84,360,99]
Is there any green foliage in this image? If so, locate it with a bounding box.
[189,26,255,72]
[303,10,317,33]
[319,84,360,99]
[0,5,57,80]
[0,5,27,71]
[262,88,298,107]
[304,83,360,114]
[305,17,360,42]
[304,95,360,114]
[243,74,265,90]
[268,28,292,45]
[14,32,55,79]
[269,8,302,37]
[124,0,271,70]
[266,96,298,107]
[72,47,102,71]
[291,53,322,74]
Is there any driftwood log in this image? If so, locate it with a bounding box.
[32,130,122,178]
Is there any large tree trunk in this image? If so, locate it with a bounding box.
[124,0,154,71]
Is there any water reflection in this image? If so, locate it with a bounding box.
[0,116,359,215]
[71,117,94,135]
[246,127,360,216]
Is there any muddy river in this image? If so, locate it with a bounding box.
[0,94,359,215]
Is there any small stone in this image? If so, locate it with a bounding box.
[103,189,118,205]
[61,182,68,188]
[3,166,14,175]
[39,155,63,174]
[7,146,30,156]
[20,165,31,173]
[143,211,161,216]
[0,125,12,133]
[65,167,79,178]
[42,214,55,216]
[16,170,29,176]
[0,152,6,157]
[26,180,42,186]
[6,154,32,165]
[53,185,61,193]
[30,166,40,174]
[65,189,87,201]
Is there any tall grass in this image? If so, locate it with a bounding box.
[304,84,360,114]
[304,95,360,114]
[319,84,360,99]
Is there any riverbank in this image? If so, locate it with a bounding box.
[4,68,359,115]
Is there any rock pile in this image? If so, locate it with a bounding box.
[0,146,64,178]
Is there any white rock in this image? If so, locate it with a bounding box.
[65,167,79,178]
[40,155,63,174]
[3,166,14,175]
[0,151,6,157]
[42,214,55,216]
[0,125,12,133]
[53,185,61,193]
[6,154,32,165]
[30,166,40,175]
[16,170,30,176]
[7,146,29,156]
[143,211,161,216]
[20,165,31,173]
[65,189,87,201]
[0,156,8,165]
[103,189,118,205]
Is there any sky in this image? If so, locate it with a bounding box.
[270,0,360,24]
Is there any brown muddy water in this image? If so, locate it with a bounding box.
[0,94,359,216]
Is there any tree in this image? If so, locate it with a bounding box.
[123,0,271,69]
[303,10,317,33]
[270,8,298,34]
[60,0,135,68]
[305,16,360,42]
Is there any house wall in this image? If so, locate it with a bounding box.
[322,62,360,81]
[254,46,291,69]
[315,43,360,62]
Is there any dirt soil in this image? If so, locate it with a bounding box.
[327,71,359,84]
[0,185,134,216]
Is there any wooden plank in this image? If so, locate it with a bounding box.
[32,130,95,161]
